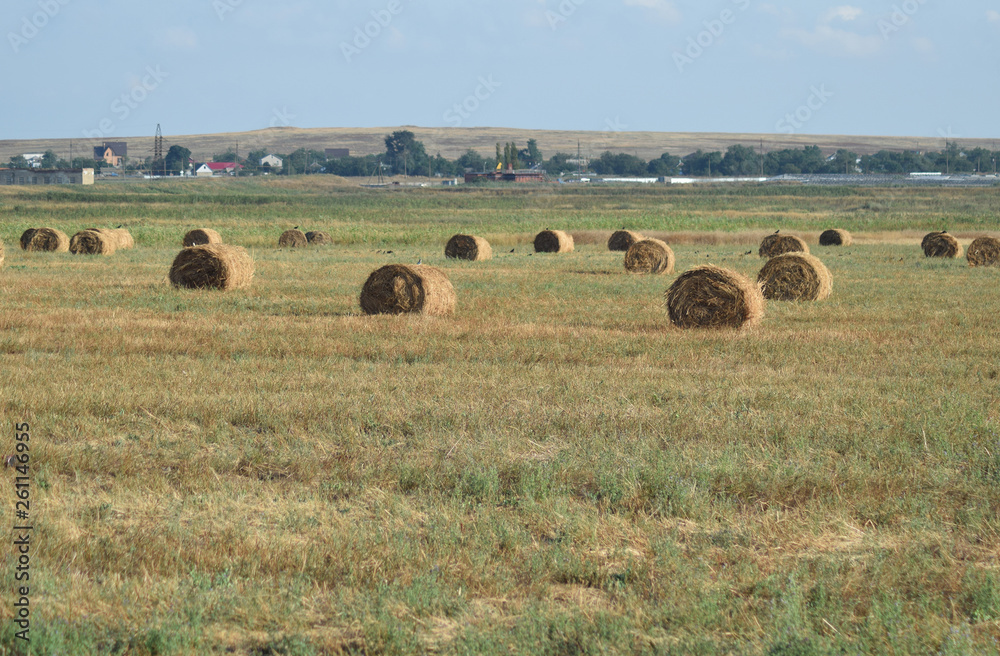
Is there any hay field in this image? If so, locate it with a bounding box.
[1,180,999,655]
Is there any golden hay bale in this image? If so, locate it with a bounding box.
[759,233,809,258]
[757,253,832,301]
[966,237,1000,267]
[70,230,117,256]
[359,264,456,316]
[624,238,675,275]
[84,228,133,250]
[111,228,134,249]
[534,230,574,253]
[19,229,37,250]
[278,229,308,248]
[182,228,223,247]
[445,234,492,261]
[608,230,644,252]
[921,231,943,250]
[665,265,764,330]
[169,244,254,290]
[923,231,962,258]
[819,229,853,246]
[305,231,332,245]
[26,228,69,253]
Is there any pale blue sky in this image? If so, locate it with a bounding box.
[3,0,998,140]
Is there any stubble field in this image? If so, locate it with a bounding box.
[1,179,999,655]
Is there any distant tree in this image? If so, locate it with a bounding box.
[521,139,542,167]
[719,145,762,176]
[829,149,859,174]
[591,151,646,176]
[507,142,520,170]
[681,150,722,176]
[384,130,428,175]
[456,149,486,172]
[495,143,503,169]
[543,152,576,174]
[39,150,58,168]
[7,155,30,169]
[163,145,191,175]
[213,149,238,163]
[647,152,681,176]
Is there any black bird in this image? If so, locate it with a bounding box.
[294,226,299,230]
[386,250,392,254]
[774,229,780,234]
[416,257,422,265]
[509,248,515,253]
[744,250,753,255]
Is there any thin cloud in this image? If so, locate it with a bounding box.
[823,6,864,23]
[988,10,1000,23]
[623,0,681,24]
[782,24,883,57]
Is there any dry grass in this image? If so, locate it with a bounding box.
[1,181,1000,654]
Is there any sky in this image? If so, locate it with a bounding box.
[3,0,998,142]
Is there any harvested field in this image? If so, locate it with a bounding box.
[2,180,999,655]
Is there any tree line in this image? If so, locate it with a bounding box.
[8,134,998,178]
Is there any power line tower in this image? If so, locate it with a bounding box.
[154,124,164,175]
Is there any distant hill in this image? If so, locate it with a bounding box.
[1,126,993,164]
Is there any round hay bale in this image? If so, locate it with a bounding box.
[445,234,492,261]
[624,238,675,275]
[608,230,644,252]
[921,231,943,250]
[169,244,254,290]
[110,228,134,249]
[19,229,37,251]
[84,228,133,250]
[278,229,308,248]
[923,231,962,258]
[757,253,832,301]
[360,264,456,316]
[759,233,809,258]
[182,228,222,248]
[305,231,332,246]
[70,230,117,256]
[966,236,1000,267]
[665,265,764,330]
[534,230,574,254]
[819,229,852,246]
[26,228,69,253]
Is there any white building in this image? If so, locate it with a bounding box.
[260,154,283,168]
